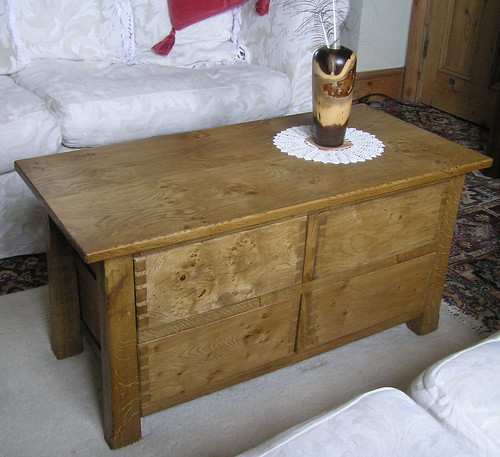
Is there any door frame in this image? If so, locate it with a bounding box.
[402,0,431,102]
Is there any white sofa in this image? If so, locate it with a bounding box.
[409,331,500,457]
[238,331,500,457]
[0,0,339,259]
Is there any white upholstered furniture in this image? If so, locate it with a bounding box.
[238,331,500,457]
[237,388,477,457]
[410,331,500,457]
[1,0,344,258]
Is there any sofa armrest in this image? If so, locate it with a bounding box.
[239,2,312,114]
[239,1,350,114]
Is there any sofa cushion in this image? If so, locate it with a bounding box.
[11,59,292,148]
[409,331,500,457]
[0,76,61,174]
[131,0,242,67]
[8,0,131,62]
[237,388,477,457]
[0,0,27,74]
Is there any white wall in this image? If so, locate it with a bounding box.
[342,0,414,72]
[341,0,363,55]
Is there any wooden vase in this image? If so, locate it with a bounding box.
[312,45,357,147]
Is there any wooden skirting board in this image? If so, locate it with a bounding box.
[354,67,404,101]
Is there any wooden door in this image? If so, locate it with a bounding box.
[404,0,500,128]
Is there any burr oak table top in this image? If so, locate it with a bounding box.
[15,104,491,264]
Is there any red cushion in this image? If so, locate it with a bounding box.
[168,0,249,30]
[153,0,270,56]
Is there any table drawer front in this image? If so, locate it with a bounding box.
[298,254,434,352]
[134,218,306,330]
[314,183,446,279]
[139,297,300,413]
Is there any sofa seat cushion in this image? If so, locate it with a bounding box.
[11,59,292,148]
[409,331,500,457]
[236,388,476,457]
[0,76,61,174]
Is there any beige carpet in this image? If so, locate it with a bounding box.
[0,286,484,457]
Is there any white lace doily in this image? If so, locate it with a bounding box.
[273,125,385,165]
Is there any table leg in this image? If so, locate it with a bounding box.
[407,174,465,335]
[97,255,141,449]
[45,213,83,359]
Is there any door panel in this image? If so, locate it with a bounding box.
[418,0,500,127]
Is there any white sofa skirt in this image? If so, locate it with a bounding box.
[0,171,46,258]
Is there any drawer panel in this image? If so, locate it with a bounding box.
[298,254,434,352]
[135,217,306,329]
[314,183,446,279]
[139,297,300,412]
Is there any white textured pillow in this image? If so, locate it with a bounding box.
[0,0,27,74]
[131,0,242,67]
[10,0,132,61]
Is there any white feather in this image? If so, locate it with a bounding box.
[278,0,348,49]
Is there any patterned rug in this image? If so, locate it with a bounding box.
[364,97,490,153]
[0,253,48,295]
[1,99,498,334]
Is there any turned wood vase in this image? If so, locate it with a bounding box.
[312,46,357,147]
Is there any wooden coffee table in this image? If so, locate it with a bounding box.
[15,105,492,449]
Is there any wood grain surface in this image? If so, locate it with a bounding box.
[314,182,446,278]
[407,174,466,334]
[15,105,492,263]
[97,256,141,449]
[298,254,435,352]
[45,214,83,359]
[139,298,300,414]
[134,218,305,329]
